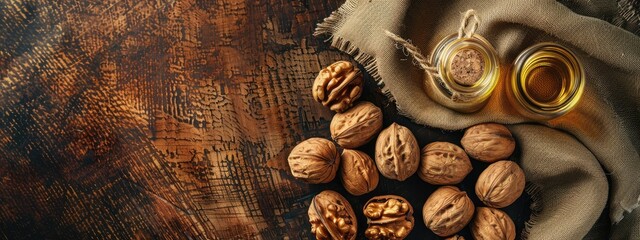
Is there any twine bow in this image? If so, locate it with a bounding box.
[384,9,480,75]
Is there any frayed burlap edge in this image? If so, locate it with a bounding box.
[313,0,395,101]
[521,182,543,240]
[614,192,640,224]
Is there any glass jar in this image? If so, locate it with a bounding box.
[508,42,585,120]
[424,33,501,113]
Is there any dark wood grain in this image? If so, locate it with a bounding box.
[0,0,533,239]
[0,0,346,238]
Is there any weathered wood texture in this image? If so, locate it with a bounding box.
[0,0,346,239]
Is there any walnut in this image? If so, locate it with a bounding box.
[308,190,357,240]
[340,149,379,196]
[375,123,420,181]
[363,195,414,239]
[471,207,516,240]
[313,61,363,112]
[460,123,515,163]
[418,142,472,185]
[445,235,465,240]
[288,138,340,184]
[475,160,525,208]
[331,101,383,148]
[422,186,474,237]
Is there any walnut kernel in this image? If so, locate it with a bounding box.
[312,61,363,112]
[363,195,414,239]
[308,190,357,240]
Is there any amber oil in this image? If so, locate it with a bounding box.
[509,43,584,120]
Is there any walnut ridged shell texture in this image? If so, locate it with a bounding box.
[363,195,414,240]
[471,207,515,240]
[422,186,474,237]
[445,235,465,240]
[375,123,419,181]
[461,123,515,162]
[340,149,379,196]
[312,61,363,113]
[419,142,472,185]
[331,101,383,148]
[475,160,525,208]
[308,190,357,240]
[288,138,340,184]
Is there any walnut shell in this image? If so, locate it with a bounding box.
[418,142,472,185]
[461,123,515,162]
[331,101,383,148]
[471,207,515,240]
[363,195,414,240]
[422,186,474,237]
[340,149,379,196]
[475,160,525,208]
[288,138,340,184]
[309,190,358,240]
[375,123,420,181]
[313,61,363,112]
[445,235,465,240]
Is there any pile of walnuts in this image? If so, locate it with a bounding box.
[290,61,526,240]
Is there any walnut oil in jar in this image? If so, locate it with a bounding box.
[508,43,585,120]
[425,34,501,113]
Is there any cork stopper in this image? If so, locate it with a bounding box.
[450,49,484,86]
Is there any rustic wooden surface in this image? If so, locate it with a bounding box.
[0,0,545,239]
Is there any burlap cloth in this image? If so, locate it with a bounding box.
[315,0,640,239]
